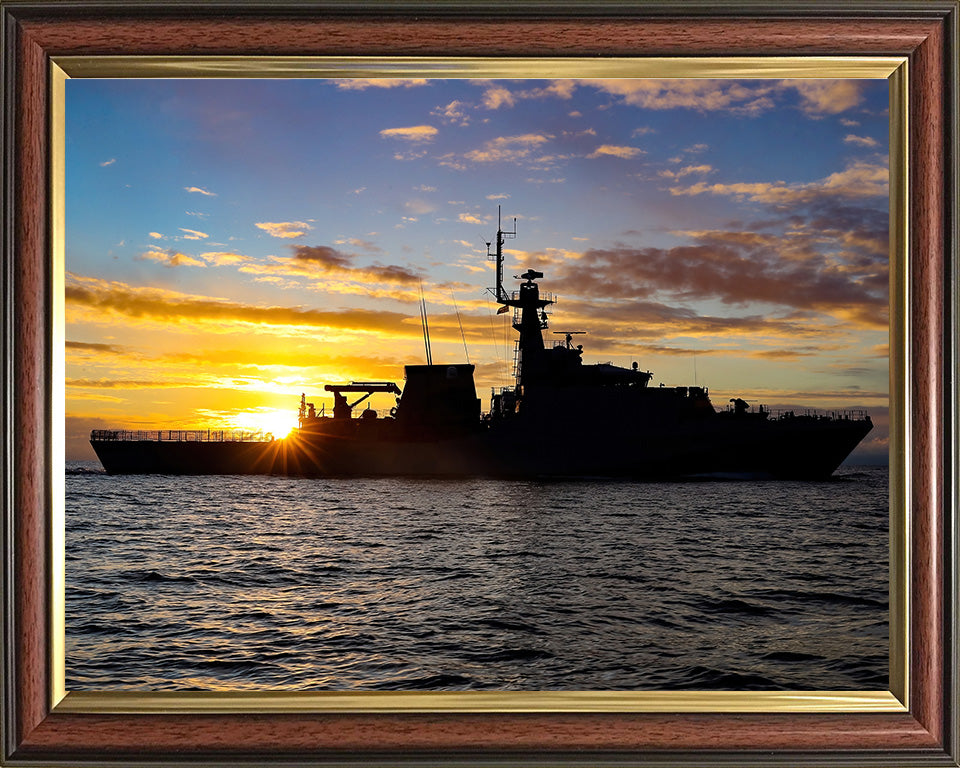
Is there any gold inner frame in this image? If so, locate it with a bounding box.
[49,56,910,715]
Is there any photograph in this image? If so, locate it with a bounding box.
[64,75,891,692]
[3,1,957,765]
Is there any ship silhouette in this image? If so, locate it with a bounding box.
[91,213,872,479]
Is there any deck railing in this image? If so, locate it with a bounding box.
[771,408,870,422]
[90,429,271,443]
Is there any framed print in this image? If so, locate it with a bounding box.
[2,2,957,766]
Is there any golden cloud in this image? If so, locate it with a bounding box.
[379,125,439,142]
[787,80,864,115]
[481,85,516,110]
[587,145,645,159]
[65,274,417,336]
[658,164,713,179]
[843,134,880,147]
[583,79,777,114]
[670,161,888,205]
[335,78,430,90]
[255,221,314,239]
[199,251,252,266]
[138,248,206,268]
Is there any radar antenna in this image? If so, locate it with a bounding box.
[486,205,516,303]
[552,330,585,349]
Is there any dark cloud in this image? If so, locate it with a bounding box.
[245,244,421,287]
[517,207,889,329]
[66,341,125,354]
[291,245,353,269]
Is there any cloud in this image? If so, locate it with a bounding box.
[255,221,314,239]
[463,133,553,164]
[66,274,417,336]
[379,125,438,142]
[148,232,163,239]
[238,244,421,288]
[404,199,436,216]
[179,228,209,240]
[184,186,217,196]
[99,158,116,167]
[786,80,864,115]
[198,251,251,266]
[658,164,713,179]
[66,340,125,355]
[67,377,192,390]
[843,134,880,147]
[479,79,864,118]
[587,145,645,160]
[458,213,486,225]
[475,80,580,113]
[290,245,352,269]
[334,78,429,90]
[138,247,207,268]
[535,229,888,329]
[481,85,516,110]
[432,100,470,126]
[335,237,383,254]
[669,160,888,205]
[583,79,777,114]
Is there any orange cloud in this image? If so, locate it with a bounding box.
[65,274,417,336]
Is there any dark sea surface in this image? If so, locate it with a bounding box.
[64,462,889,691]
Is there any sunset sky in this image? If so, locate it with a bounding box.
[65,77,890,462]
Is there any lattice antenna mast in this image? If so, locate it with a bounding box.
[486,205,517,303]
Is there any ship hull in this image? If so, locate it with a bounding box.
[91,415,872,480]
[90,438,281,475]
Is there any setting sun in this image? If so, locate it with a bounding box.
[229,408,297,440]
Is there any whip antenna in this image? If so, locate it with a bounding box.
[451,292,470,364]
[419,280,433,366]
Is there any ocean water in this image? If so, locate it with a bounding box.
[64,463,889,691]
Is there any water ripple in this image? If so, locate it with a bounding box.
[65,464,889,691]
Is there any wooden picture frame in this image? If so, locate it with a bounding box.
[2,2,957,765]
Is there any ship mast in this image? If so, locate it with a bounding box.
[487,205,516,303]
[487,207,554,390]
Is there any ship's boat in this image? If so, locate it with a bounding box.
[90,215,872,479]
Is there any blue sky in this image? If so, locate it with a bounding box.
[64,77,890,461]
